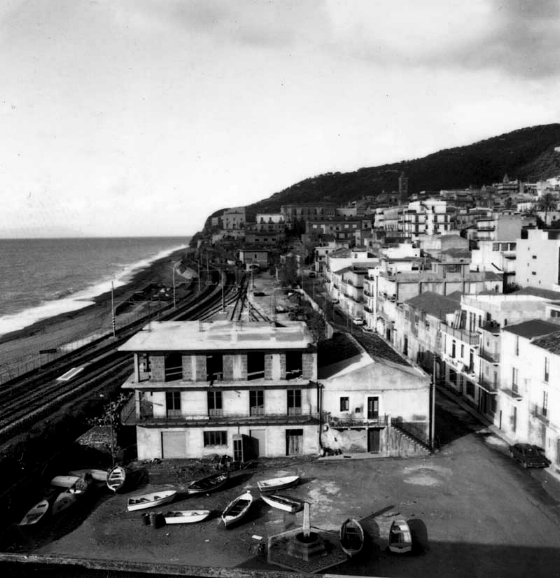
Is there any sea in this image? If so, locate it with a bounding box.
[0,237,190,338]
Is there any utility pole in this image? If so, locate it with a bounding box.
[111,282,116,338]
[430,354,437,450]
[172,267,176,308]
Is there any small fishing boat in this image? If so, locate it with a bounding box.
[163,510,211,525]
[19,500,49,526]
[221,491,253,528]
[186,471,229,495]
[52,491,77,515]
[107,465,127,492]
[340,518,365,557]
[388,518,412,554]
[127,490,177,512]
[51,475,80,489]
[261,493,304,513]
[256,475,299,493]
[68,468,109,483]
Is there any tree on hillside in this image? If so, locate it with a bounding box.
[539,192,557,226]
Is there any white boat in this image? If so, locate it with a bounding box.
[163,510,211,525]
[127,490,177,512]
[19,500,49,526]
[68,468,109,483]
[107,465,126,492]
[257,475,300,493]
[388,518,413,554]
[340,518,365,557]
[261,493,304,513]
[222,491,253,528]
[52,491,77,515]
[51,475,80,489]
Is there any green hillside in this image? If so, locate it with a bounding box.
[247,124,560,215]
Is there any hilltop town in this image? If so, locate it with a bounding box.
[183,170,560,466]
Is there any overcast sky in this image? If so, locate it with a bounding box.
[0,0,559,238]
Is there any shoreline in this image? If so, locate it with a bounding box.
[0,248,189,378]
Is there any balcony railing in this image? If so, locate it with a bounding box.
[478,374,498,392]
[440,325,480,346]
[530,404,549,425]
[479,348,500,363]
[328,414,389,428]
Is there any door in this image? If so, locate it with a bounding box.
[286,429,304,456]
[249,429,266,457]
[161,432,186,458]
[368,429,380,453]
[367,397,379,419]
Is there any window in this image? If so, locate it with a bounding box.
[340,397,349,411]
[286,352,303,378]
[512,367,518,394]
[247,352,265,380]
[206,353,223,382]
[164,352,183,381]
[203,431,227,446]
[208,390,223,416]
[466,381,475,398]
[543,390,548,417]
[288,389,302,415]
[545,357,550,382]
[460,344,464,358]
[250,390,264,416]
[515,336,519,356]
[166,391,181,417]
[140,353,151,372]
[451,341,456,358]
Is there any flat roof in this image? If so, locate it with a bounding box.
[119,321,314,352]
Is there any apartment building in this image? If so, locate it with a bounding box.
[120,321,319,460]
[515,228,560,291]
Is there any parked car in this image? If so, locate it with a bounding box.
[509,443,551,469]
[352,317,365,326]
[362,326,374,333]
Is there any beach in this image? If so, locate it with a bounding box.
[0,248,190,383]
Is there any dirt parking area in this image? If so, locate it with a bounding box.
[5,427,560,578]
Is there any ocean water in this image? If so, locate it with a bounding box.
[0,237,189,337]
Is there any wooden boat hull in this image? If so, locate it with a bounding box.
[257,475,299,494]
[163,510,211,525]
[52,491,77,515]
[19,500,49,526]
[261,493,304,513]
[69,469,108,483]
[187,472,229,495]
[388,518,412,554]
[340,518,365,557]
[127,490,177,512]
[222,491,253,528]
[107,465,126,492]
[51,475,80,489]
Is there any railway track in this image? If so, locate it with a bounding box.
[0,266,240,443]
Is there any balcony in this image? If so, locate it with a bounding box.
[328,414,389,429]
[478,374,498,393]
[479,348,500,363]
[530,404,549,425]
[441,324,480,346]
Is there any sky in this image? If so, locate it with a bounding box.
[0,0,559,238]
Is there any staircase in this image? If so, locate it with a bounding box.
[389,422,432,457]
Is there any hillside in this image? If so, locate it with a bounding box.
[245,124,560,216]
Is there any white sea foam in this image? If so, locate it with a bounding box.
[0,243,187,338]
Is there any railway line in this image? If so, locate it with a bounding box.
[0,264,241,443]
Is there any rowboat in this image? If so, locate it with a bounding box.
[51,475,80,489]
[388,518,412,554]
[69,469,109,483]
[340,518,365,557]
[186,471,229,495]
[127,490,177,512]
[163,510,211,525]
[261,493,304,513]
[256,475,299,493]
[52,491,77,515]
[221,491,253,528]
[19,500,49,526]
[107,465,127,492]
